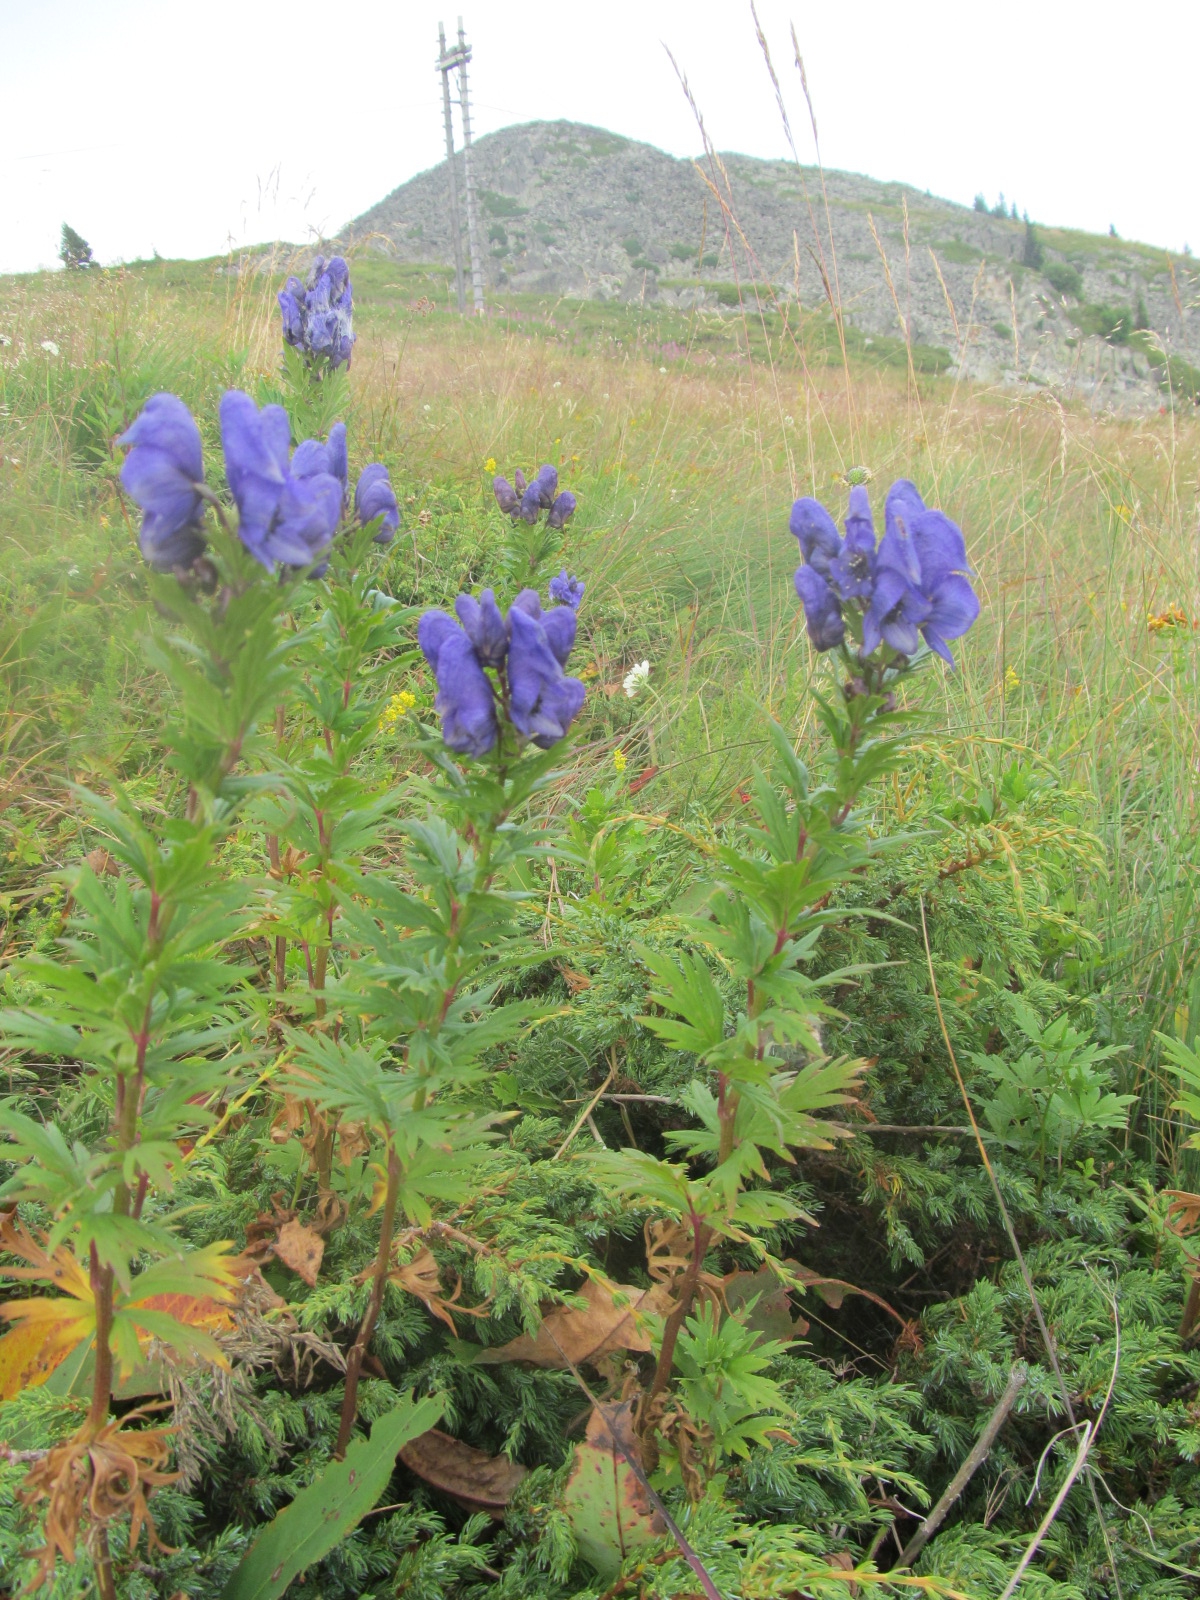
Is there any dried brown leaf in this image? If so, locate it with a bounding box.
[337,1120,371,1164]
[399,1428,527,1517]
[723,1264,807,1341]
[272,1220,324,1287]
[476,1279,673,1369]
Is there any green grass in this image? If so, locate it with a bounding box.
[2,243,1199,1161]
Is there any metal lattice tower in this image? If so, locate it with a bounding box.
[436,22,466,314]
[434,18,484,317]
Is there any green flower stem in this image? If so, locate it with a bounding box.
[334,760,510,1451]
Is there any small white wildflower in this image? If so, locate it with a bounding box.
[603,391,610,398]
[423,403,431,411]
[41,340,59,356]
[553,380,562,388]
[67,565,80,577]
[623,660,650,699]
[784,414,794,425]
[658,366,667,373]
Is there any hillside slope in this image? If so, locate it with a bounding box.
[350,120,1199,412]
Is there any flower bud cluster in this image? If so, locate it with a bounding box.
[493,464,576,529]
[277,254,355,370]
[791,479,979,666]
[117,391,397,574]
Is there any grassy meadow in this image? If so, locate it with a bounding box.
[4,234,1200,1598]
[4,250,1199,1145]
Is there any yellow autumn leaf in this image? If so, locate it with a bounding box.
[0,1318,87,1401]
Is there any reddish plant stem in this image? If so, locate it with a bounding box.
[269,703,288,991]
[640,1208,712,1427]
[93,1530,118,1600]
[334,1145,401,1459]
[87,1242,115,1434]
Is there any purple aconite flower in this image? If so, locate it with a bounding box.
[863,480,979,664]
[117,393,208,570]
[794,566,845,651]
[512,587,578,667]
[547,490,576,530]
[829,485,877,601]
[548,569,585,609]
[789,477,978,666]
[493,474,520,515]
[493,464,577,530]
[419,608,499,756]
[327,421,348,504]
[455,588,508,667]
[276,254,355,370]
[508,604,586,748]
[219,390,342,570]
[354,462,399,544]
[278,278,306,348]
[790,497,842,580]
[417,584,586,756]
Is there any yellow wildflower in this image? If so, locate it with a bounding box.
[381,689,417,728]
[613,748,627,774]
[1148,604,1191,633]
[484,457,497,473]
[1003,666,1020,692]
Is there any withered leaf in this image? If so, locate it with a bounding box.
[273,1219,324,1287]
[399,1428,527,1518]
[337,1120,371,1164]
[627,765,659,795]
[723,1264,807,1341]
[790,1261,846,1310]
[476,1279,673,1368]
[390,1248,464,1334]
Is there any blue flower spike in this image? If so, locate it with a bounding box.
[790,478,979,667]
[417,584,587,758]
[116,393,208,570]
[277,254,356,370]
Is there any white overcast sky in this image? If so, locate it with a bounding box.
[2,0,1197,275]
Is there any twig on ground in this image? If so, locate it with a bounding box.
[896,1364,1028,1569]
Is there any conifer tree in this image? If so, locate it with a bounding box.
[59,222,93,269]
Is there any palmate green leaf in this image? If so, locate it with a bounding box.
[0,1104,109,1214]
[1158,1033,1200,1139]
[219,1392,445,1600]
[777,1054,868,1118]
[583,1148,695,1216]
[675,1303,792,1461]
[635,944,727,1056]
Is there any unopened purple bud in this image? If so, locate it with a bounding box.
[493,475,520,515]
[547,490,577,530]
[519,483,542,523]
[513,468,528,494]
[534,464,558,507]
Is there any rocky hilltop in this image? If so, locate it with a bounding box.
[349,120,1199,413]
